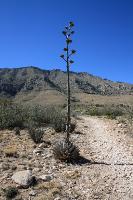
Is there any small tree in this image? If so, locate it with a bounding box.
[60,21,76,142]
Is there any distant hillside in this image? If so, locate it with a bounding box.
[0,66,133,104]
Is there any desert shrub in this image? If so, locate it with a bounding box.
[4,187,18,199]
[70,122,76,133]
[53,119,65,132]
[0,98,66,133]
[46,106,66,132]
[105,109,123,119]
[53,120,76,133]
[53,140,80,162]
[4,145,18,157]
[0,100,25,129]
[87,107,102,116]
[85,105,124,119]
[14,127,20,135]
[25,105,66,132]
[28,128,44,143]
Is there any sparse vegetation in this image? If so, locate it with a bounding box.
[4,145,17,157]
[0,99,66,132]
[14,127,20,135]
[86,106,123,119]
[0,100,25,129]
[65,170,81,179]
[73,104,130,119]
[37,180,62,190]
[36,180,62,200]
[28,128,44,143]
[4,187,18,199]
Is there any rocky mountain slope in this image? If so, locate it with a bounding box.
[0,66,133,101]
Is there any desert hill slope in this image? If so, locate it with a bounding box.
[0,66,133,104]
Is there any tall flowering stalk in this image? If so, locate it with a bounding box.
[60,21,76,142]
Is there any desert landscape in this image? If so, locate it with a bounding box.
[0,0,132,199]
[0,67,133,200]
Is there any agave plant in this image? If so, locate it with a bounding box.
[53,140,79,162]
[60,21,76,142]
[53,22,80,163]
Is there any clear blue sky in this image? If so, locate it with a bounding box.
[0,0,132,83]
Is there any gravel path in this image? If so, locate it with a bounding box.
[70,116,133,200]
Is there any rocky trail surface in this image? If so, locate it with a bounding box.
[0,116,133,200]
[72,116,133,200]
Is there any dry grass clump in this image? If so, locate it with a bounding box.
[35,192,56,200]
[37,180,62,190]
[4,145,17,157]
[64,170,81,179]
[36,180,62,200]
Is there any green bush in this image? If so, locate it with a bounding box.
[4,187,18,199]
[85,105,124,119]
[28,128,44,143]
[26,105,66,132]
[106,109,123,119]
[0,99,66,132]
[0,102,24,129]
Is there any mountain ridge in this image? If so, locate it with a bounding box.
[0,66,133,102]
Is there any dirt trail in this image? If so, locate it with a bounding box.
[71,116,133,200]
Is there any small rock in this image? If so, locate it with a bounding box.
[29,190,37,196]
[38,174,53,181]
[32,168,40,173]
[0,163,10,171]
[33,149,42,154]
[38,143,46,148]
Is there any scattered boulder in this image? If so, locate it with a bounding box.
[12,170,36,188]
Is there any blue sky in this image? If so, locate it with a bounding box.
[0,0,132,83]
